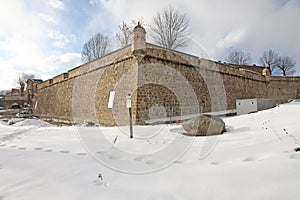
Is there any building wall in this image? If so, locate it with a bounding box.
[229,64,264,74]
[34,46,138,125]
[33,45,300,126]
[136,48,208,124]
[135,49,269,119]
[267,76,300,102]
[3,92,27,109]
[133,47,300,124]
[34,79,74,121]
[94,56,138,126]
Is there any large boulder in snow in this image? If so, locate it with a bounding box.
[182,115,225,136]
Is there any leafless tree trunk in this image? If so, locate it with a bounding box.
[275,56,296,76]
[116,21,132,47]
[16,73,35,95]
[17,73,35,87]
[226,51,252,65]
[259,49,280,75]
[149,5,190,50]
[81,33,110,62]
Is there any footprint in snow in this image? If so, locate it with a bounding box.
[242,157,255,162]
[18,147,26,150]
[60,150,70,154]
[44,149,53,152]
[289,147,300,160]
[96,151,106,155]
[144,160,155,165]
[289,154,300,160]
[10,145,17,148]
[209,162,219,166]
[77,152,87,156]
[93,180,109,187]
[174,160,184,164]
[133,155,147,161]
[0,144,6,147]
[34,147,43,151]
[107,154,120,160]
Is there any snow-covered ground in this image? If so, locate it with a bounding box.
[0,102,300,200]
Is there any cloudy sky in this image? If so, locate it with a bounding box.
[0,0,299,90]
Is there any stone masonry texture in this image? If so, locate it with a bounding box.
[33,44,300,126]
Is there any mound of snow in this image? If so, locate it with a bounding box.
[0,119,6,125]
[7,118,25,125]
[12,118,54,128]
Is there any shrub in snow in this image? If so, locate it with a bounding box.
[182,114,225,136]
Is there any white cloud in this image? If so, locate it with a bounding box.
[48,0,64,10]
[0,1,45,39]
[89,0,100,6]
[48,30,67,40]
[0,49,81,89]
[0,37,45,69]
[38,13,58,24]
[47,30,70,48]
[1,0,299,90]
[0,1,80,89]
[40,52,82,72]
[90,0,299,72]
[216,28,248,50]
[0,57,19,90]
[0,35,81,70]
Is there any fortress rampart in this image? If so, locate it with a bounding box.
[33,24,300,126]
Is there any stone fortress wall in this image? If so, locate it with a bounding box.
[33,24,300,126]
[34,45,138,126]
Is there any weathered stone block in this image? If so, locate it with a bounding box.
[182,115,225,136]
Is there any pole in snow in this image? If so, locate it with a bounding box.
[126,94,133,139]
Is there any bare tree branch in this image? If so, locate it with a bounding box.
[81,33,110,62]
[226,51,252,65]
[259,49,280,75]
[116,21,132,47]
[275,56,296,76]
[16,73,35,95]
[16,73,35,88]
[149,5,190,50]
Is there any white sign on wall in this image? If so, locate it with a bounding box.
[108,91,115,108]
[126,95,131,108]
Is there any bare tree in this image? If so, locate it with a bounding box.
[149,5,190,50]
[259,49,280,75]
[81,33,110,62]
[17,73,35,87]
[226,51,252,65]
[275,56,296,76]
[16,73,35,95]
[116,21,132,47]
